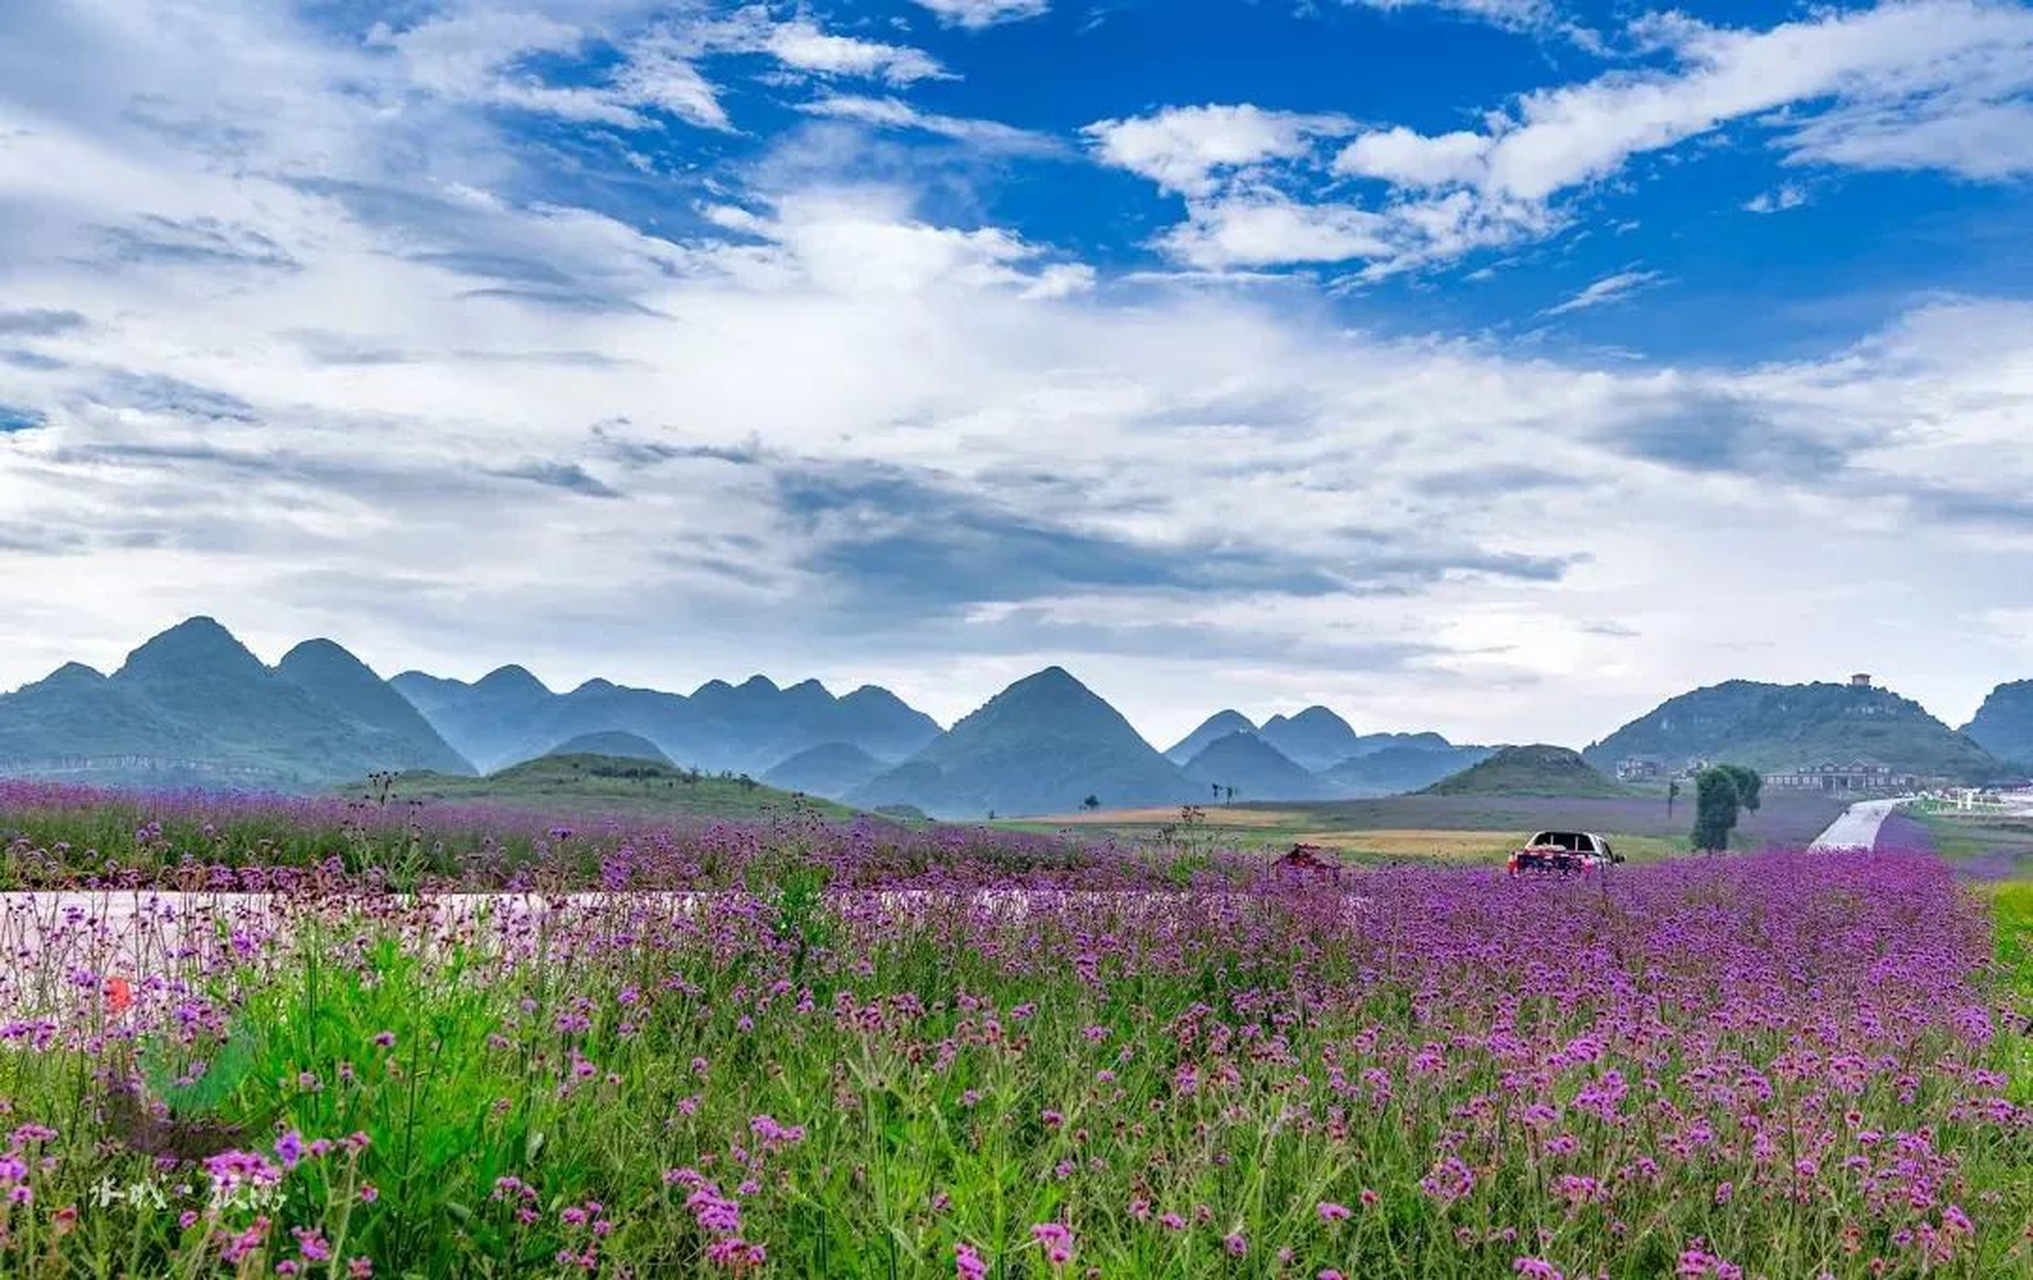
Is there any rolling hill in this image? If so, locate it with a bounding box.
[538,730,672,766]
[1180,731,1327,800]
[1423,745,1630,798]
[850,667,1199,819]
[1964,680,2033,770]
[0,618,473,787]
[355,753,856,821]
[1582,679,1999,781]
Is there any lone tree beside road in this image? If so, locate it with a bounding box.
[1692,764,1758,851]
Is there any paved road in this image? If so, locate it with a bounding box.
[1808,797,1911,851]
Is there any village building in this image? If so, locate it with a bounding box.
[1615,755,1664,781]
[1766,759,1917,793]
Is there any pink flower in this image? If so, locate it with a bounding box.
[1317,1201,1352,1222]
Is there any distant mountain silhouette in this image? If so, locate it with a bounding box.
[537,730,672,766]
[1424,744,1628,798]
[389,666,940,775]
[850,666,1198,818]
[1964,681,2033,770]
[1164,710,1256,763]
[1316,742,1496,798]
[762,742,887,798]
[1582,679,1999,781]
[0,618,473,786]
[1257,706,1364,770]
[1180,731,1326,800]
[276,639,470,774]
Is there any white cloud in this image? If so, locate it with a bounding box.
[1542,269,1663,316]
[1084,104,1354,196]
[800,94,1061,153]
[1744,183,1810,213]
[752,16,948,84]
[1157,193,1395,269]
[1105,1,2033,273]
[911,0,1052,29]
[1338,0,1563,35]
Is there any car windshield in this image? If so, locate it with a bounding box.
[1529,832,1593,851]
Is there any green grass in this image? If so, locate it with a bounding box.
[1986,880,2032,1104]
[1911,810,2033,879]
[1000,792,1847,867]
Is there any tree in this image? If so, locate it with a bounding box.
[1719,764,1762,814]
[1692,766,1742,852]
[1082,794,1101,812]
[1667,778,1681,817]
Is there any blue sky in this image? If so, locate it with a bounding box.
[3,0,2033,746]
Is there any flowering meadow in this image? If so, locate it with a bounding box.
[0,784,2027,1277]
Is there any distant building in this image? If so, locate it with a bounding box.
[1767,759,1916,793]
[1615,755,1664,781]
[1850,673,1873,688]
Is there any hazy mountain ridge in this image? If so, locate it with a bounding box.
[388,667,942,776]
[1179,731,1328,801]
[0,618,473,786]
[1582,679,2000,781]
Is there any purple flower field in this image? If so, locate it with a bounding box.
[0,790,2026,1277]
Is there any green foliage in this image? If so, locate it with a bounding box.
[1719,764,1763,813]
[1692,766,1742,851]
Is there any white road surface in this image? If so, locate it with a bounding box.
[1807,797,1911,851]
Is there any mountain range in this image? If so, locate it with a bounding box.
[0,618,468,787]
[0,617,2024,812]
[388,665,941,775]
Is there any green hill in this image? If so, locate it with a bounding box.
[850,666,1198,819]
[354,754,857,821]
[1583,679,1999,781]
[1964,681,2033,770]
[1422,744,1630,798]
[537,731,672,766]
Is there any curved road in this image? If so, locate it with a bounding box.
[1807,796,1911,851]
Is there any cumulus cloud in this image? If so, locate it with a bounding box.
[1084,104,1354,196]
[1099,1,2033,273]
